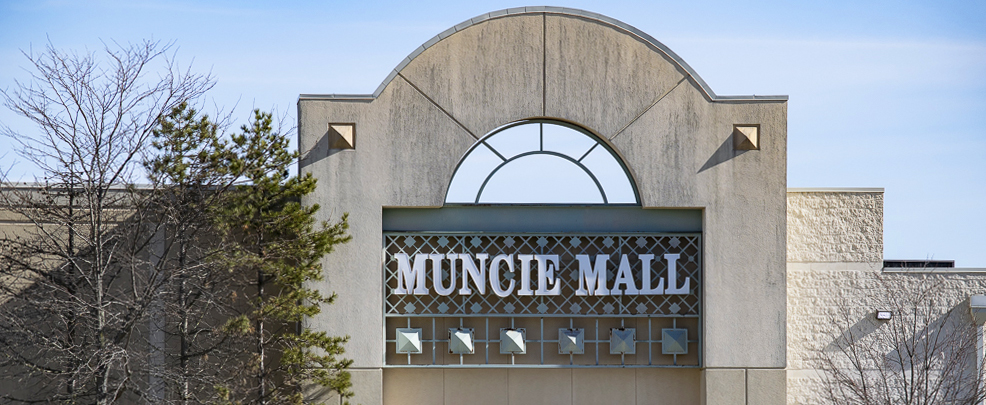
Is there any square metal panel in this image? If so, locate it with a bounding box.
[396,328,422,354]
[661,328,688,355]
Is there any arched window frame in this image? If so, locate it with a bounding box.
[444,119,641,205]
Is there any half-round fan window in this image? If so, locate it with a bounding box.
[445,120,639,204]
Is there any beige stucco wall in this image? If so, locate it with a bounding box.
[0,186,157,403]
[299,8,787,405]
[384,368,701,405]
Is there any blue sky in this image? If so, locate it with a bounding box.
[1,1,984,265]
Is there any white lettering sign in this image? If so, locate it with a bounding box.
[393,253,689,297]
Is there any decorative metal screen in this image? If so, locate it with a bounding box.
[383,233,701,367]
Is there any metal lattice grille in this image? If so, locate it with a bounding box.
[383,233,701,317]
[382,232,702,367]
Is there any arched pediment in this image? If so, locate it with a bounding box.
[298,6,788,209]
[304,7,785,105]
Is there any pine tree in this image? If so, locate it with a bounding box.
[147,105,353,404]
[212,110,353,404]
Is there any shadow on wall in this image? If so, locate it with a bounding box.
[300,124,751,176]
[824,313,884,353]
[825,299,977,372]
[883,300,975,372]
[300,128,351,169]
[697,131,747,174]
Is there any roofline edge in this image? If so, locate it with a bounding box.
[787,187,885,193]
[297,6,789,103]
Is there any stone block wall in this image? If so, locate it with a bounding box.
[786,189,883,263]
[785,189,986,404]
[787,266,986,404]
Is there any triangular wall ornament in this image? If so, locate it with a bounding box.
[733,124,760,150]
[328,123,355,149]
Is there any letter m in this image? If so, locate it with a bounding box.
[575,254,610,296]
[394,253,429,295]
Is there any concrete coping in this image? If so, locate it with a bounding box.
[787,187,884,193]
[298,6,789,103]
[883,268,986,274]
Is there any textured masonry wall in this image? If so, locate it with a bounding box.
[787,266,986,404]
[787,192,883,263]
[785,191,986,404]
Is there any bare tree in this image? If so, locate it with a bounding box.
[817,273,986,405]
[143,102,246,404]
[0,40,212,404]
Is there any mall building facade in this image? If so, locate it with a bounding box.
[297,7,985,405]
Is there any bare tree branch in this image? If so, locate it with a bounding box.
[0,39,213,404]
[817,273,986,405]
